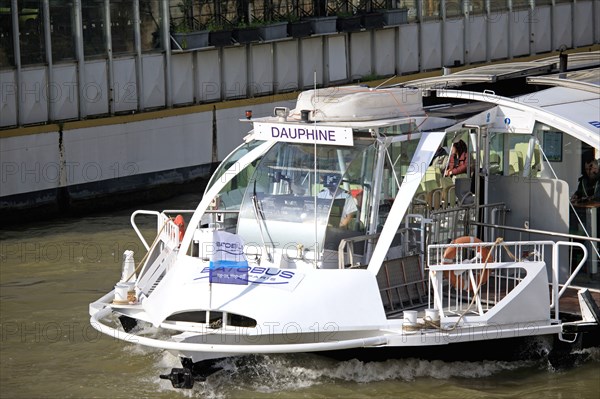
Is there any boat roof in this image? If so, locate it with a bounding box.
[290,86,426,122]
[526,67,600,94]
[397,62,556,89]
[250,54,598,144]
[532,51,600,70]
[394,51,600,91]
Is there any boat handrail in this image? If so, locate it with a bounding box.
[428,240,588,323]
[470,221,600,243]
[473,220,600,287]
[338,213,433,269]
[552,241,588,316]
[338,233,380,269]
[429,240,554,320]
[131,209,210,251]
[130,210,161,250]
[162,209,196,214]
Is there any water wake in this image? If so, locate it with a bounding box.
[149,352,541,398]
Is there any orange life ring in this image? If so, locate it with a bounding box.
[442,236,492,293]
[174,214,186,243]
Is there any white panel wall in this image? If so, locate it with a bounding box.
[112,57,138,113]
[443,18,464,66]
[196,50,220,102]
[142,54,166,108]
[274,40,299,92]
[1,132,60,196]
[171,53,194,105]
[52,64,78,121]
[328,35,348,82]
[20,68,48,124]
[421,22,442,70]
[489,13,509,60]
[0,70,17,127]
[398,24,419,73]
[553,3,573,49]
[301,37,324,88]
[83,60,108,116]
[511,11,531,57]
[532,6,552,54]
[223,46,248,99]
[573,1,594,46]
[1,104,297,196]
[251,44,274,95]
[3,2,598,129]
[350,31,372,80]
[374,29,396,77]
[64,112,215,186]
[466,15,487,63]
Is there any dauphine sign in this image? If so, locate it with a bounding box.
[254,122,354,146]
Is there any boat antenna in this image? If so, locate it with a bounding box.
[374,75,397,89]
[313,70,318,268]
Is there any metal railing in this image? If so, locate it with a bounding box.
[338,233,380,269]
[428,202,508,246]
[427,240,588,323]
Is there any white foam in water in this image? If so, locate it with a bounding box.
[582,347,600,361]
[132,335,598,398]
[142,353,537,398]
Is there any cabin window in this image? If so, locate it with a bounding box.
[492,133,541,178]
[202,140,265,232]
[489,132,505,176]
[532,121,592,194]
[236,140,374,254]
[413,132,475,212]
[207,140,265,209]
[379,137,420,225]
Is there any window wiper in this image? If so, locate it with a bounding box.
[251,181,273,263]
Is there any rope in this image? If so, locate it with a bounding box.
[123,217,174,283]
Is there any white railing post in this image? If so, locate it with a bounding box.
[130,210,161,250]
[556,241,588,299]
[552,242,560,320]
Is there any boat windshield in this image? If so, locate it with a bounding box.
[206,139,265,210]
[205,140,264,214]
[236,140,375,257]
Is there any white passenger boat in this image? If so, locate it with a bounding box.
[89,54,600,388]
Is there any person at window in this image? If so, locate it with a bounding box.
[317,174,358,228]
[572,158,599,203]
[444,140,469,178]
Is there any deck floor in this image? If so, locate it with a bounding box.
[559,285,600,317]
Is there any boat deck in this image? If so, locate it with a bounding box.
[558,282,600,318]
[382,275,600,321]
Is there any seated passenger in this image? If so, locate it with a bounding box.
[317,174,358,228]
